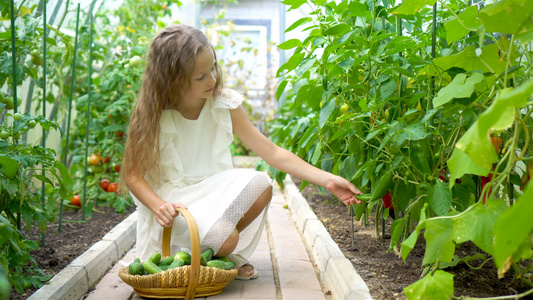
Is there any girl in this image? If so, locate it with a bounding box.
[120,24,362,280]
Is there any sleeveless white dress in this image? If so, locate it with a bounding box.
[132,89,272,261]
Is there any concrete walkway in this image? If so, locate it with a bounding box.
[30,157,371,300]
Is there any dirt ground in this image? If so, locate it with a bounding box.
[293,177,532,300]
[10,205,135,300]
[8,178,532,300]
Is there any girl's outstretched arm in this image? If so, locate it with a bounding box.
[230,106,363,205]
[125,166,187,227]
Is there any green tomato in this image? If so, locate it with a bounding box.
[129,55,142,67]
[2,97,14,110]
[13,113,22,121]
[31,50,43,66]
[91,165,105,173]
[28,120,36,128]
[0,131,10,139]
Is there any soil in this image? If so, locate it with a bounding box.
[292,177,533,300]
[10,205,135,300]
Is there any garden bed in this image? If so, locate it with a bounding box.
[292,177,531,300]
[10,205,135,300]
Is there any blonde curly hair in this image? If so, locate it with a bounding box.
[120,24,224,193]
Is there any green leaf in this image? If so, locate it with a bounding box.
[285,17,313,33]
[338,56,355,72]
[428,181,452,216]
[423,218,455,265]
[0,154,19,179]
[452,199,508,254]
[401,203,429,261]
[318,99,334,128]
[516,15,533,44]
[433,72,484,108]
[339,156,357,181]
[451,149,487,184]
[276,78,288,100]
[478,0,533,35]
[396,122,428,145]
[297,58,316,77]
[444,6,480,43]
[32,174,53,186]
[307,86,323,111]
[277,39,303,50]
[455,79,533,172]
[281,0,307,10]
[404,270,454,300]
[388,217,406,251]
[392,0,437,15]
[428,41,515,76]
[323,23,350,36]
[310,140,322,165]
[102,124,123,132]
[493,183,533,268]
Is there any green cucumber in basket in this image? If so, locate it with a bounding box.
[174,251,191,265]
[168,258,185,269]
[207,260,237,270]
[147,252,162,265]
[143,261,164,274]
[214,256,229,262]
[128,258,144,275]
[201,248,214,262]
[158,256,175,266]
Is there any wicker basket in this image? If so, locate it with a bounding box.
[119,208,238,299]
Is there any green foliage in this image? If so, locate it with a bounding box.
[273,0,533,297]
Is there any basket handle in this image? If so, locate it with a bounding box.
[162,208,200,300]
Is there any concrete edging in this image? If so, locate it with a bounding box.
[282,177,372,300]
[28,211,138,300]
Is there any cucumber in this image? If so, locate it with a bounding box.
[158,256,175,266]
[143,261,163,274]
[206,260,237,270]
[214,256,229,262]
[168,258,185,269]
[159,265,169,271]
[200,256,208,266]
[128,258,144,275]
[201,248,214,262]
[174,251,191,265]
[148,252,161,265]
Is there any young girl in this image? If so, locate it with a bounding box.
[120,24,362,280]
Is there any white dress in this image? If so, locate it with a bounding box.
[132,89,272,262]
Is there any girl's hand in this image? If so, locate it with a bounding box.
[325,175,362,205]
[155,202,187,228]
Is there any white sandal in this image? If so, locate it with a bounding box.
[227,254,259,280]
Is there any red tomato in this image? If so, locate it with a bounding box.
[100,179,110,191]
[107,182,119,193]
[70,195,81,206]
[104,156,110,163]
[117,131,124,138]
[114,165,120,173]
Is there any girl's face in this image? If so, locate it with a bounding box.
[181,48,217,105]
